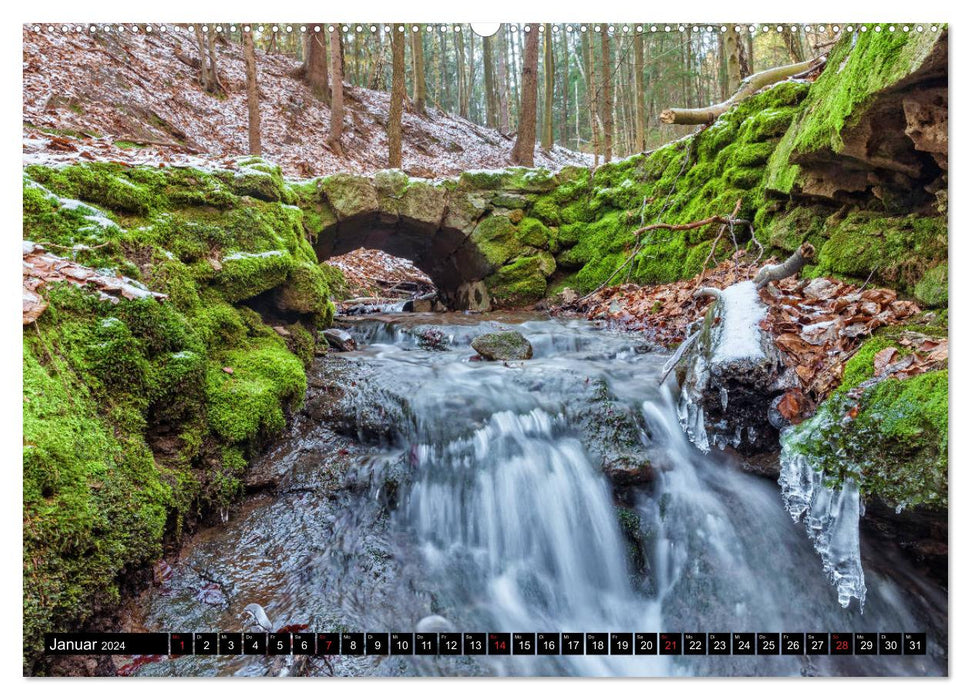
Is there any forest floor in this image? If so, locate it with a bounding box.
[23,26,590,178]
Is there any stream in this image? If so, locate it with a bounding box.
[129,312,946,677]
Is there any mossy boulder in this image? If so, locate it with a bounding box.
[471,331,534,361]
[217,250,295,302]
[274,261,332,319]
[784,367,947,511]
[485,254,553,306]
[218,158,294,203]
[470,214,524,267]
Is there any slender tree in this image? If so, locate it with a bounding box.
[456,29,469,118]
[242,28,261,155]
[389,25,406,167]
[541,25,554,150]
[725,27,743,94]
[511,24,540,166]
[305,28,330,101]
[582,29,601,165]
[327,28,344,155]
[496,27,511,133]
[634,30,646,152]
[600,25,614,162]
[781,27,805,62]
[483,33,498,128]
[411,27,428,115]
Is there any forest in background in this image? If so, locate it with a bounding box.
[238,22,836,161]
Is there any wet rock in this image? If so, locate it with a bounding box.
[603,455,654,486]
[409,326,450,351]
[471,331,533,361]
[322,328,357,352]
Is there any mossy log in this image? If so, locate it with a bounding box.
[660,57,822,125]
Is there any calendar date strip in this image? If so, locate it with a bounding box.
[44,631,927,656]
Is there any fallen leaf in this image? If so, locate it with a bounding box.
[873,346,898,375]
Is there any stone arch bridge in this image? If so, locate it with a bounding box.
[309,167,584,310]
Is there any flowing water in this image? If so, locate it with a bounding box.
[130,313,946,677]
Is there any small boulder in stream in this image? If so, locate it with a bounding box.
[471,331,533,361]
[322,328,357,352]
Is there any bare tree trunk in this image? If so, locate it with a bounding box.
[439,30,451,113]
[582,29,600,166]
[411,27,427,116]
[205,26,224,94]
[599,25,613,162]
[561,26,570,147]
[744,33,754,77]
[725,27,742,94]
[483,33,497,128]
[511,24,540,166]
[542,25,554,150]
[496,27,511,133]
[306,29,331,101]
[781,27,805,63]
[717,31,729,100]
[327,29,344,156]
[634,31,646,152]
[242,29,261,155]
[194,25,213,91]
[468,35,477,122]
[456,29,469,118]
[388,24,406,167]
[367,27,384,90]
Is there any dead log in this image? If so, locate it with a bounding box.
[668,246,816,454]
[660,56,824,125]
[754,242,815,288]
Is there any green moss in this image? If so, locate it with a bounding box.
[485,255,550,306]
[516,217,553,248]
[470,214,524,267]
[27,163,160,216]
[216,159,294,203]
[914,263,948,308]
[817,212,947,293]
[767,27,943,193]
[217,251,295,302]
[837,336,904,392]
[205,338,306,444]
[530,195,562,226]
[274,261,331,320]
[786,370,948,510]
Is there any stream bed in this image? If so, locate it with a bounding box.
[128,312,947,677]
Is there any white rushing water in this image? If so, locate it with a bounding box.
[134,316,944,677]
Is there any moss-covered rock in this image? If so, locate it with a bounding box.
[784,369,947,511]
[470,331,534,360]
[274,261,332,320]
[485,254,551,306]
[22,161,340,669]
[470,214,524,267]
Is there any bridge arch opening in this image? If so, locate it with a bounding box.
[313,212,493,311]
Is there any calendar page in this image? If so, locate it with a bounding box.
[20,14,948,681]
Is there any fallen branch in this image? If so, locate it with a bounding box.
[693,287,724,301]
[633,214,752,235]
[659,56,824,125]
[753,242,816,288]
